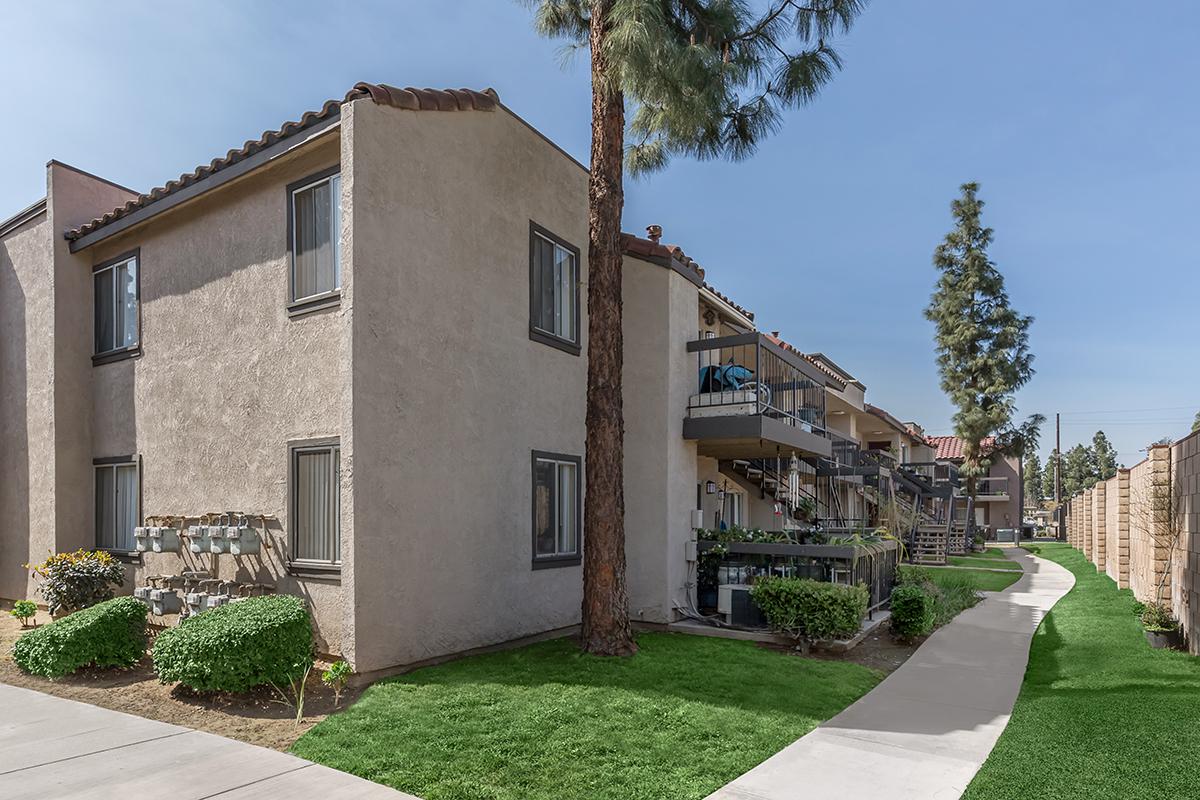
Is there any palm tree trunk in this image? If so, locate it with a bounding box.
[580,0,636,656]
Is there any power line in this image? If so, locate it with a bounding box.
[1058,404,1197,415]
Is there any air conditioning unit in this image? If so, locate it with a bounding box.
[717,584,767,628]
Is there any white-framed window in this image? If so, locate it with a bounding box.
[724,491,744,527]
[529,223,580,354]
[290,440,341,566]
[94,251,139,357]
[532,451,581,566]
[289,168,342,307]
[95,458,139,552]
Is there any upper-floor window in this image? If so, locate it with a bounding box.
[94,251,139,360]
[289,167,341,310]
[529,223,580,354]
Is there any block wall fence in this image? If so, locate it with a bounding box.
[1064,435,1200,655]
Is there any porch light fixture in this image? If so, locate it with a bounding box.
[705,480,718,495]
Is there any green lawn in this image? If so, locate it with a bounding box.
[948,555,1022,571]
[964,543,1200,800]
[293,632,881,800]
[971,548,1010,559]
[931,566,1021,592]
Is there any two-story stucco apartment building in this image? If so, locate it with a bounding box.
[1,81,915,675]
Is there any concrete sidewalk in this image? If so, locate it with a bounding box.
[0,683,417,800]
[708,548,1075,800]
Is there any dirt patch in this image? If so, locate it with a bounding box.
[0,610,358,751]
[759,623,922,676]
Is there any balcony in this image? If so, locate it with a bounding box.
[684,333,831,460]
[975,476,1010,501]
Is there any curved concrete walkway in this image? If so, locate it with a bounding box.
[0,683,416,800]
[708,548,1075,800]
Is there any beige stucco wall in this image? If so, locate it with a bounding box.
[0,163,140,602]
[624,255,703,623]
[0,211,51,601]
[344,99,590,672]
[1081,488,1094,560]
[82,135,352,654]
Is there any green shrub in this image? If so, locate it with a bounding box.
[11,600,38,627]
[751,578,868,641]
[1140,602,1178,632]
[929,571,981,626]
[889,584,935,639]
[11,596,148,678]
[152,595,313,692]
[27,549,125,615]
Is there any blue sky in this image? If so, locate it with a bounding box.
[3,1,1197,469]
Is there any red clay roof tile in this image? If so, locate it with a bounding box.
[65,82,499,242]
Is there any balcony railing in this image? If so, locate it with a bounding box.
[687,333,826,434]
[828,430,862,467]
[976,477,1009,498]
[901,461,961,488]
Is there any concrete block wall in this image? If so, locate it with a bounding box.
[1128,446,1173,605]
[1171,433,1200,655]
[1091,481,1106,572]
[1082,488,1094,561]
[1104,470,1130,588]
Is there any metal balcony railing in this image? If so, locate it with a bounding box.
[976,477,1009,497]
[687,333,826,434]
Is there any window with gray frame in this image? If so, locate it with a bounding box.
[95,459,139,552]
[529,223,580,353]
[289,168,342,307]
[94,252,139,357]
[532,451,581,566]
[290,441,341,565]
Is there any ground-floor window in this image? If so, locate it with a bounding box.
[724,490,744,528]
[532,451,581,567]
[290,439,341,566]
[95,457,139,552]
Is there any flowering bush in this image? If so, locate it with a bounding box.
[27,550,125,615]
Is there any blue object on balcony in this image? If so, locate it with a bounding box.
[699,364,754,392]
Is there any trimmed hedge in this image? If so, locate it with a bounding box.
[888,584,934,639]
[152,595,313,692]
[750,578,868,641]
[12,596,148,678]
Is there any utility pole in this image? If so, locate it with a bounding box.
[1055,412,1063,540]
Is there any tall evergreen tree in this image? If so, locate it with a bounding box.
[925,183,1043,508]
[1062,443,1095,495]
[1023,452,1042,507]
[1192,410,1200,433]
[1092,430,1118,482]
[526,0,868,655]
[1041,452,1057,499]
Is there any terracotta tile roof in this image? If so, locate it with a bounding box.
[927,434,997,461]
[864,403,932,442]
[620,233,709,286]
[701,281,754,322]
[763,333,847,390]
[65,82,499,242]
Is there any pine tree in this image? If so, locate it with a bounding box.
[1023,453,1042,507]
[526,0,867,655]
[1192,410,1200,433]
[1063,444,1095,495]
[925,183,1043,509]
[1092,430,1118,482]
[1041,452,1057,499]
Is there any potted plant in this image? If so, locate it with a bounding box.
[1141,602,1182,649]
[971,533,986,553]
